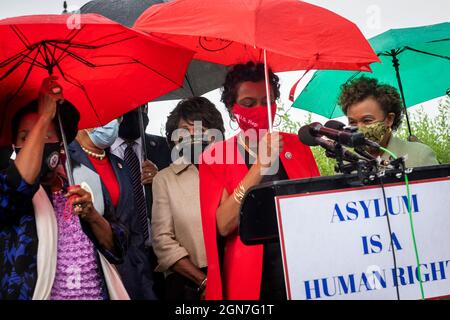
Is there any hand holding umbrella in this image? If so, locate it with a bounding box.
[1,13,194,186]
[14,77,64,185]
[141,159,158,185]
[134,0,379,132]
[38,76,64,120]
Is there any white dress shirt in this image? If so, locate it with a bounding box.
[111,137,144,166]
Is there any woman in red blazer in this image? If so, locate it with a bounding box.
[199,62,320,300]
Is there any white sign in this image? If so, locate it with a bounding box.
[275,177,450,300]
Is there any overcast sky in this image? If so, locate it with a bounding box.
[1,0,448,136]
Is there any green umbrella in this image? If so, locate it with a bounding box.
[293,22,450,135]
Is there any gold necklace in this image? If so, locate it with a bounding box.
[237,134,258,159]
[81,145,106,160]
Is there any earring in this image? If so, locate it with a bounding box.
[229,118,239,131]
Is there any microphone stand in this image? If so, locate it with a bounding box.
[300,121,410,184]
[332,143,347,174]
[330,142,380,184]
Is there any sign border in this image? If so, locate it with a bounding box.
[275,176,450,300]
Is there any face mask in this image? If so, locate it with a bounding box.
[119,110,149,141]
[87,119,119,149]
[232,103,277,133]
[15,142,61,179]
[358,121,389,145]
[176,136,210,164]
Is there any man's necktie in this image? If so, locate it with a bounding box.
[124,142,149,241]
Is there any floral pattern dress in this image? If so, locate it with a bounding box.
[0,164,128,300]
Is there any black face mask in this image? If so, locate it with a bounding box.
[15,143,61,179]
[119,110,149,141]
[176,136,210,164]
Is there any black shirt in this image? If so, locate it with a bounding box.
[237,140,287,300]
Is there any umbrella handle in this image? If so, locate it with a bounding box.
[263,49,273,133]
[391,50,413,137]
[138,105,148,162]
[57,106,75,186]
[138,104,153,223]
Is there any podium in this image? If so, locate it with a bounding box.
[239,164,450,300]
[240,164,450,245]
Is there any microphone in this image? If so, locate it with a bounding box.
[298,125,365,163]
[324,120,375,160]
[325,120,373,156]
[303,122,367,147]
[324,120,346,131]
[324,120,381,150]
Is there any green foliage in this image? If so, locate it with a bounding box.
[278,97,450,176]
[395,97,450,164]
[278,104,337,176]
[310,146,337,176]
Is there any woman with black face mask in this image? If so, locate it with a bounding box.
[151,97,225,300]
[0,77,129,300]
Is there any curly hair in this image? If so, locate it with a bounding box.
[165,96,225,149]
[221,61,280,117]
[338,76,404,130]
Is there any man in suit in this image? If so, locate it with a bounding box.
[111,106,172,299]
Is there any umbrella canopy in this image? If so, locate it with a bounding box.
[80,0,165,27]
[293,23,450,127]
[134,0,379,72]
[0,14,194,145]
[80,0,227,100]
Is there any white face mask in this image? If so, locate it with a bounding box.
[86,119,119,149]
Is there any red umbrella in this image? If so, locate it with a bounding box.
[134,0,379,131]
[0,14,194,145]
[135,0,380,300]
[134,0,378,72]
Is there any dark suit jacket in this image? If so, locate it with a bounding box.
[145,133,172,171]
[68,141,156,300]
[143,134,171,220]
[142,134,172,300]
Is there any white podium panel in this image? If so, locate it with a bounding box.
[275,177,450,300]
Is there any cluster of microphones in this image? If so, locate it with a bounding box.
[298,120,380,164]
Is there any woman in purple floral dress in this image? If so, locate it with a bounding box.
[0,77,129,300]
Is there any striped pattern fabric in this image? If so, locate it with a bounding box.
[124,142,149,241]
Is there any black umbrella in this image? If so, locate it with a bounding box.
[80,0,228,101]
[79,0,228,207]
[80,0,162,28]
[78,0,226,226]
